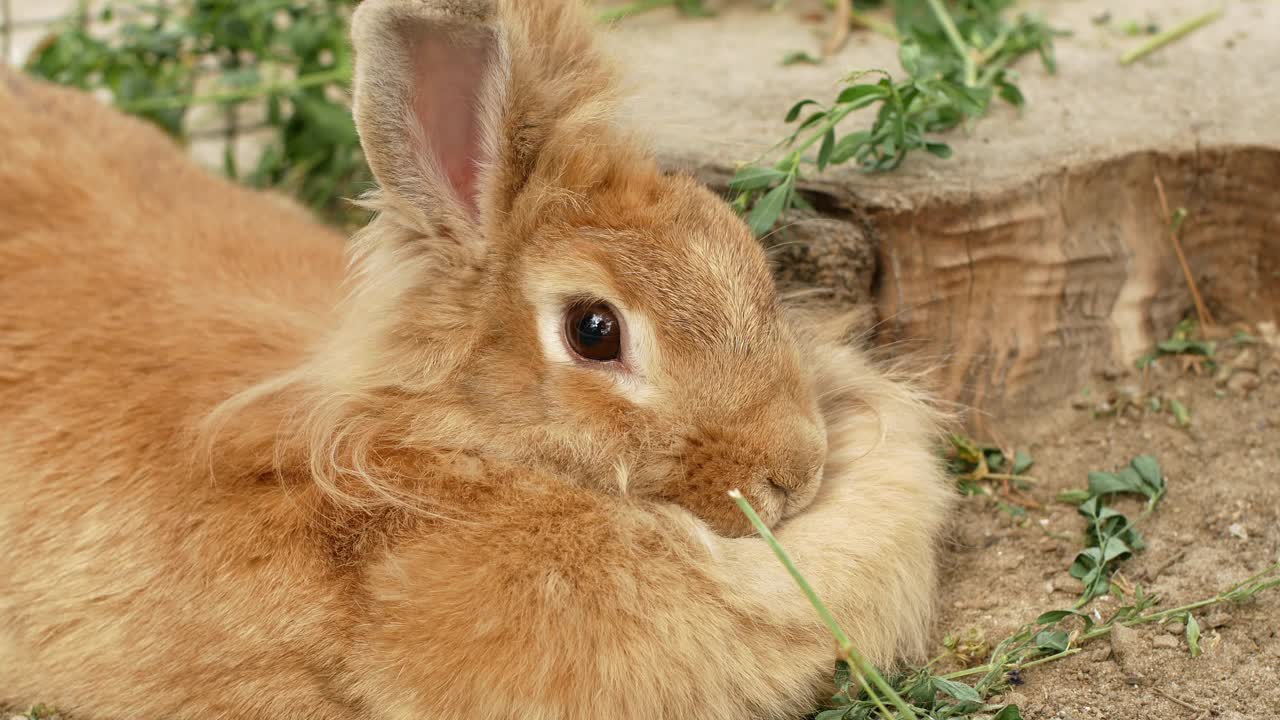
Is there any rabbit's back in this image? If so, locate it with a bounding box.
[0,68,360,716]
[0,68,348,426]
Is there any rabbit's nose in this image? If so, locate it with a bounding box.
[764,423,827,509]
[765,466,813,496]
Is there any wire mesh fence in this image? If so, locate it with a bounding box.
[2,0,250,169]
[2,0,78,67]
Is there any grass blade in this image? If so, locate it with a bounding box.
[729,490,920,720]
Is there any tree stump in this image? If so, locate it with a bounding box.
[605,0,1280,439]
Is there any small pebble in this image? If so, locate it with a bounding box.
[1231,348,1261,371]
[1228,522,1250,541]
[1227,371,1261,394]
[1207,609,1233,628]
[1102,366,1130,381]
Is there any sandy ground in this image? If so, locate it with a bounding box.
[933,332,1280,719]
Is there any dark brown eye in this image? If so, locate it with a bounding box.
[564,302,622,363]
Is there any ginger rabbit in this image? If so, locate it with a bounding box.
[0,1,953,717]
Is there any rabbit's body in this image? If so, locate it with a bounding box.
[0,68,360,716]
[0,1,953,718]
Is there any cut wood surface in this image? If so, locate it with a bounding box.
[604,0,1280,438]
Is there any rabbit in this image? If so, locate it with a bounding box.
[0,0,953,718]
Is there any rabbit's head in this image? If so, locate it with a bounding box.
[342,0,826,536]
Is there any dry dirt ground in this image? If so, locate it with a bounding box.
[932,330,1280,719]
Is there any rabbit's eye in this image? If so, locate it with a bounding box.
[564,302,622,363]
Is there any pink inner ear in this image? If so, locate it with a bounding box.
[412,29,493,219]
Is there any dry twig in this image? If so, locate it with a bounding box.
[1154,175,1214,328]
[823,0,852,56]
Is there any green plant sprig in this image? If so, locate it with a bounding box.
[944,562,1280,685]
[1119,8,1223,65]
[1054,455,1168,604]
[943,434,1038,521]
[1136,317,1217,371]
[732,464,1280,720]
[730,0,1061,236]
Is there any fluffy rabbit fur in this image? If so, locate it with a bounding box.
[0,0,953,717]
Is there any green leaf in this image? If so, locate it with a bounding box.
[1131,455,1163,492]
[948,433,983,464]
[1169,398,1191,427]
[1070,547,1102,579]
[782,51,822,66]
[829,131,873,164]
[814,711,848,720]
[796,110,829,131]
[1087,471,1142,497]
[728,166,788,192]
[785,99,819,122]
[937,82,988,116]
[1056,489,1092,505]
[817,129,836,170]
[833,659,852,688]
[675,0,714,16]
[1035,630,1070,654]
[1185,613,1202,657]
[1077,495,1103,520]
[991,706,1025,720]
[997,79,1026,107]
[898,39,923,76]
[903,672,937,705]
[835,84,888,108]
[1098,537,1133,563]
[292,93,358,145]
[924,141,952,158]
[1012,450,1034,475]
[932,676,981,702]
[1034,609,1082,625]
[747,181,791,236]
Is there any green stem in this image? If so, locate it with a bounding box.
[597,0,675,23]
[858,671,896,719]
[975,54,1014,87]
[973,27,1011,66]
[941,647,1082,680]
[730,491,920,720]
[945,564,1280,681]
[924,0,975,86]
[774,83,882,168]
[793,106,856,154]
[979,472,1038,484]
[119,66,350,113]
[1136,489,1167,523]
[1120,8,1224,65]
[1016,647,1082,671]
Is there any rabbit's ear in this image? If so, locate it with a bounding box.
[350,0,507,234]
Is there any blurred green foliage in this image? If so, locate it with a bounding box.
[25,0,369,227]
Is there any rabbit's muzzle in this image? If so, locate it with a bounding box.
[658,417,826,538]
